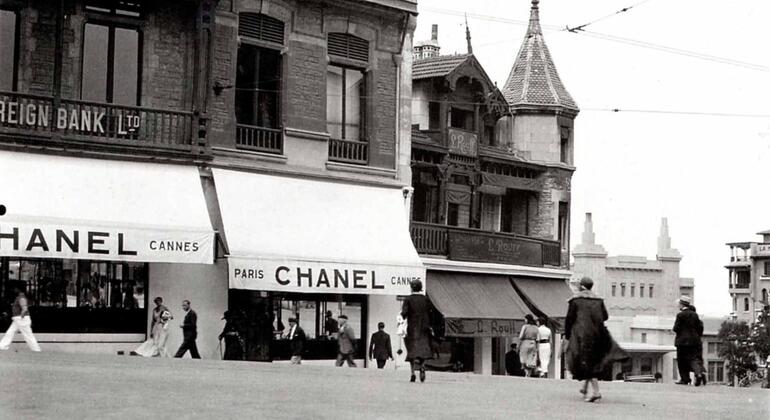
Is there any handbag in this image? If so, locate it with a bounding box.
[396,315,407,338]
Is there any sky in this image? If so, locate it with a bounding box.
[413,0,770,316]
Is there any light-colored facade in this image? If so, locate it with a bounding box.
[572,213,698,383]
[725,231,770,323]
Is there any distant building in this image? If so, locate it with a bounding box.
[572,213,704,383]
[725,231,770,322]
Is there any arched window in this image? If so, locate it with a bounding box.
[762,288,768,304]
[744,297,750,312]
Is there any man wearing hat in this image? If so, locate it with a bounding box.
[324,310,339,339]
[286,317,306,365]
[335,314,357,367]
[673,295,706,386]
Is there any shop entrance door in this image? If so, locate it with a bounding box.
[228,289,273,362]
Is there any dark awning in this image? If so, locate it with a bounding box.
[427,272,530,337]
[510,277,574,320]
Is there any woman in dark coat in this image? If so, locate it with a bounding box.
[401,279,433,382]
[565,276,627,402]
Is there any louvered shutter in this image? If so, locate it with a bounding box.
[239,13,285,45]
[328,33,369,62]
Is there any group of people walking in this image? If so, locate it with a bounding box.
[513,314,553,377]
[133,297,201,359]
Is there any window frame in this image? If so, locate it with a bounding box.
[326,63,367,142]
[80,13,144,105]
[234,41,283,129]
[611,283,616,297]
[0,8,20,92]
[744,297,750,312]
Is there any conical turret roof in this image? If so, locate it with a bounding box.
[503,0,578,113]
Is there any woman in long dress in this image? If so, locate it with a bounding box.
[135,310,172,357]
[565,276,627,402]
[401,279,433,382]
[518,314,539,377]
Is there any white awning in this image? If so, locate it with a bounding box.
[0,150,214,264]
[213,169,425,295]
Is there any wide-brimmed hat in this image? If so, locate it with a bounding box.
[677,295,692,306]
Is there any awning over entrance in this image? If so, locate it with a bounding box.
[427,272,530,337]
[212,169,425,296]
[0,150,215,264]
[511,277,574,320]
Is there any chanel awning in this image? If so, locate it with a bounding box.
[426,272,530,337]
[511,277,574,320]
[212,168,425,296]
[0,150,214,264]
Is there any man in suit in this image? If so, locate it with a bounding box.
[335,314,357,367]
[286,317,306,365]
[505,343,524,376]
[673,295,705,386]
[369,322,393,369]
[174,300,201,359]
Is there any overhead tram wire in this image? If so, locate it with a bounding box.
[563,0,653,33]
[419,5,770,73]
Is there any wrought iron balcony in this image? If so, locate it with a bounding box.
[236,124,283,154]
[0,90,205,157]
[410,221,562,267]
[328,138,368,165]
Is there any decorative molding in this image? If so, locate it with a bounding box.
[212,147,288,164]
[325,161,397,178]
[284,127,330,142]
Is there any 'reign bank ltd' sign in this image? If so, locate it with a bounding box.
[0,220,214,264]
[0,100,140,135]
[228,257,426,296]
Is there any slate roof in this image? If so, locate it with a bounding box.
[412,54,470,80]
[502,0,578,112]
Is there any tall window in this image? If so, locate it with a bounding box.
[640,284,645,298]
[558,202,569,250]
[326,65,365,141]
[428,101,440,130]
[732,297,737,312]
[0,9,19,91]
[560,126,570,164]
[447,203,460,227]
[630,284,635,297]
[611,283,616,297]
[762,288,768,303]
[765,261,770,276]
[450,107,474,131]
[641,332,647,343]
[744,297,750,312]
[649,284,654,298]
[81,22,141,105]
[620,283,626,297]
[235,45,282,129]
[708,361,724,383]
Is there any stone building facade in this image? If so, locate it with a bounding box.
[725,231,770,323]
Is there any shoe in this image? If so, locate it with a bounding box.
[585,394,602,403]
[419,369,426,383]
[579,388,587,395]
[410,374,416,382]
[694,375,702,387]
[674,380,690,385]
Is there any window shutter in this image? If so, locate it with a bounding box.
[328,33,369,62]
[239,13,285,45]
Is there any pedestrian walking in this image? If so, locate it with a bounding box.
[673,295,706,386]
[401,279,433,382]
[0,290,41,352]
[286,317,306,365]
[134,310,172,357]
[369,321,393,369]
[219,310,244,361]
[565,276,627,403]
[518,314,539,377]
[174,300,201,359]
[537,317,552,377]
[505,343,524,376]
[335,314,357,367]
[150,297,172,334]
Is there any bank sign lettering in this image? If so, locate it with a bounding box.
[228,257,426,296]
[0,220,214,264]
[0,100,140,135]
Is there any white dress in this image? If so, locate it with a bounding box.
[135,321,170,357]
[537,325,552,371]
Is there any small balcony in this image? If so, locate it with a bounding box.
[328,138,368,165]
[0,90,204,157]
[236,124,283,154]
[410,221,562,267]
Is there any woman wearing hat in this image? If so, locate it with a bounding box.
[401,279,433,382]
[219,310,245,361]
[518,314,540,377]
[565,276,626,402]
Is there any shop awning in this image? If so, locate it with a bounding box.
[212,169,425,296]
[427,272,530,337]
[511,277,574,320]
[0,150,214,264]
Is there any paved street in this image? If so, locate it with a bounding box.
[0,351,767,419]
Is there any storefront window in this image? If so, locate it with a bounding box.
[0,258,147,333]
[640,357,652,375]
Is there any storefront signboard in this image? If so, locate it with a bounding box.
[0,217,214,264]
[447,230,543,266]
[0,100,141,135]
[447,127,478,157]
[444,318,521,337]
[228,257,426,296]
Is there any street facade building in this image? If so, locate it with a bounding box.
[571,213,726,383]
[725,230,770,323]
[0,0,424,365]
[408,0,575,377]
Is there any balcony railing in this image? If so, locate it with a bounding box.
[328,138,368,165]
[410,222,562,267]
[236,124,283,154]
[0,90,200,153]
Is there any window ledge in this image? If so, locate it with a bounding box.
[284,127,330,142]
[326,161,397,178]
[212,147,288,164]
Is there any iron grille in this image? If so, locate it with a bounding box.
[238,13,285,45]
[328,33,369,62]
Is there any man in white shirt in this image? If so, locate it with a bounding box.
[0,290,41,352]
[536,317,552,377]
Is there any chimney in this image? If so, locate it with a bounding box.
[431,24,438,42]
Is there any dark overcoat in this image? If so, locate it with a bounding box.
[401,293,434,361]
[289,325,306,356]
[673,306,703,347]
